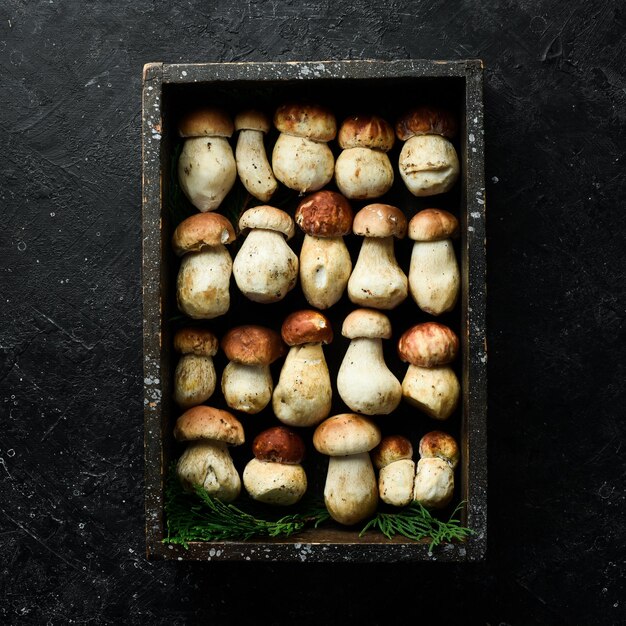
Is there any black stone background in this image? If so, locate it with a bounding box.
[1,1,625,624]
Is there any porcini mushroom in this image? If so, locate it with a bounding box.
[272,102,336,193]
[313,413,381,525]
[397,322,461,421]
[295,190,354,310]
[413,430,459,509]
[347,203,408,310]
[174,406,244,503]
[334,114,395,199]
[232,205,298,303]
[220,325,286,414]
[234,110,278,202]
[272,310,333,428]
[395,105,460,197]
[177,108,237,212]
[337,308,402,415]
[172,212,236,319]
[371,435,415,508]
[243,426,307,505]
[407,208,460,316]
[173,327,219,409]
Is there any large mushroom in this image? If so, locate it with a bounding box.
[295,190,354,310]
[232,205,298,303]
[234,109,278,202]
[371,435,415,508]
[271,102,336,193]
[407,208,460,316]
[272,310,333,428]
[397,322,461,421]
[395,105,460,197]
[220,325,286,414]
[313,413,381,526]
[177,108,237,212]
[347,203,408,310]
[334,114,395,199]
[173,328,219,409]
[337,308,402,416]
[172,212,236,319]
[243,426,307,506]
[174,406,244,503]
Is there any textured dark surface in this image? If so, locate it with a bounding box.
[1,1,625,624]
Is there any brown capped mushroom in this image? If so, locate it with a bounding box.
[173,328,219,408]
[220,325,286,414]
[232,206,298,303]
[295,191,354,309]
[174,406,244,502]
[372,435,415,508]
[334,114,395,199]
[397,322,461,420]
[272,310,333,428]
[408,208,460,315]
[243,426,307,505]
[172,213,236,319]
[347,204,408,310]
[313,413,381,525]
[177,108,237,212]
[337,309,402,416]
[395,105,460,197]
[234,110,278,202]
[413,431,459,509]
[271,102,336,193]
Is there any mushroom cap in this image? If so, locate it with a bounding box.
[173,406,244,446]
[234,109,271,133]
[174,328,219,357]
[371,435,414,470]
[397,322,459,367]
[238,205,295,240]
[352,203,407,239]
[342,308,393,340]
[220,325,286,366]
[252,426,306,464]
[172,213,236,256]
[338,114,395,151]
[408,208,459,241]
[313,413,381,456]
[178,107,235,138]
[419,430,460,469]
[274,102,337,142]
[395,105,458,141]
[281,310,333,346]
[295,190,354,237]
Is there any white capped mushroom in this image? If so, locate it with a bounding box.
[371,435,415,508]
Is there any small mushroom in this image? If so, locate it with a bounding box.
[397,322,461,420]
[413,430,459,509]
[407,208,460,316]
[347,203,408,310]
[172,213,236,319]
[295,190,354,310]
[271,102,336,193]
[243,426,307,505]
[234,110,278,202]
[334,114,395,199]
[220,325,286,414]
[174,406,244,503]
[337,308,402,416]
[173,328,219,409]
[395,105,460,197]
[232,205,298,303]
[371,435,415,508]
[177,108,237,212]
[272,310,333,428]
[313,413,381,526]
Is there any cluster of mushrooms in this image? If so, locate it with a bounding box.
[171,101,465,528]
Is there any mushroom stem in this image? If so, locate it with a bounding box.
[174,354,216,408]
[348,236,407,309]
[235,129,278,202]
[221,361,273,414]
[401,364,460,420]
